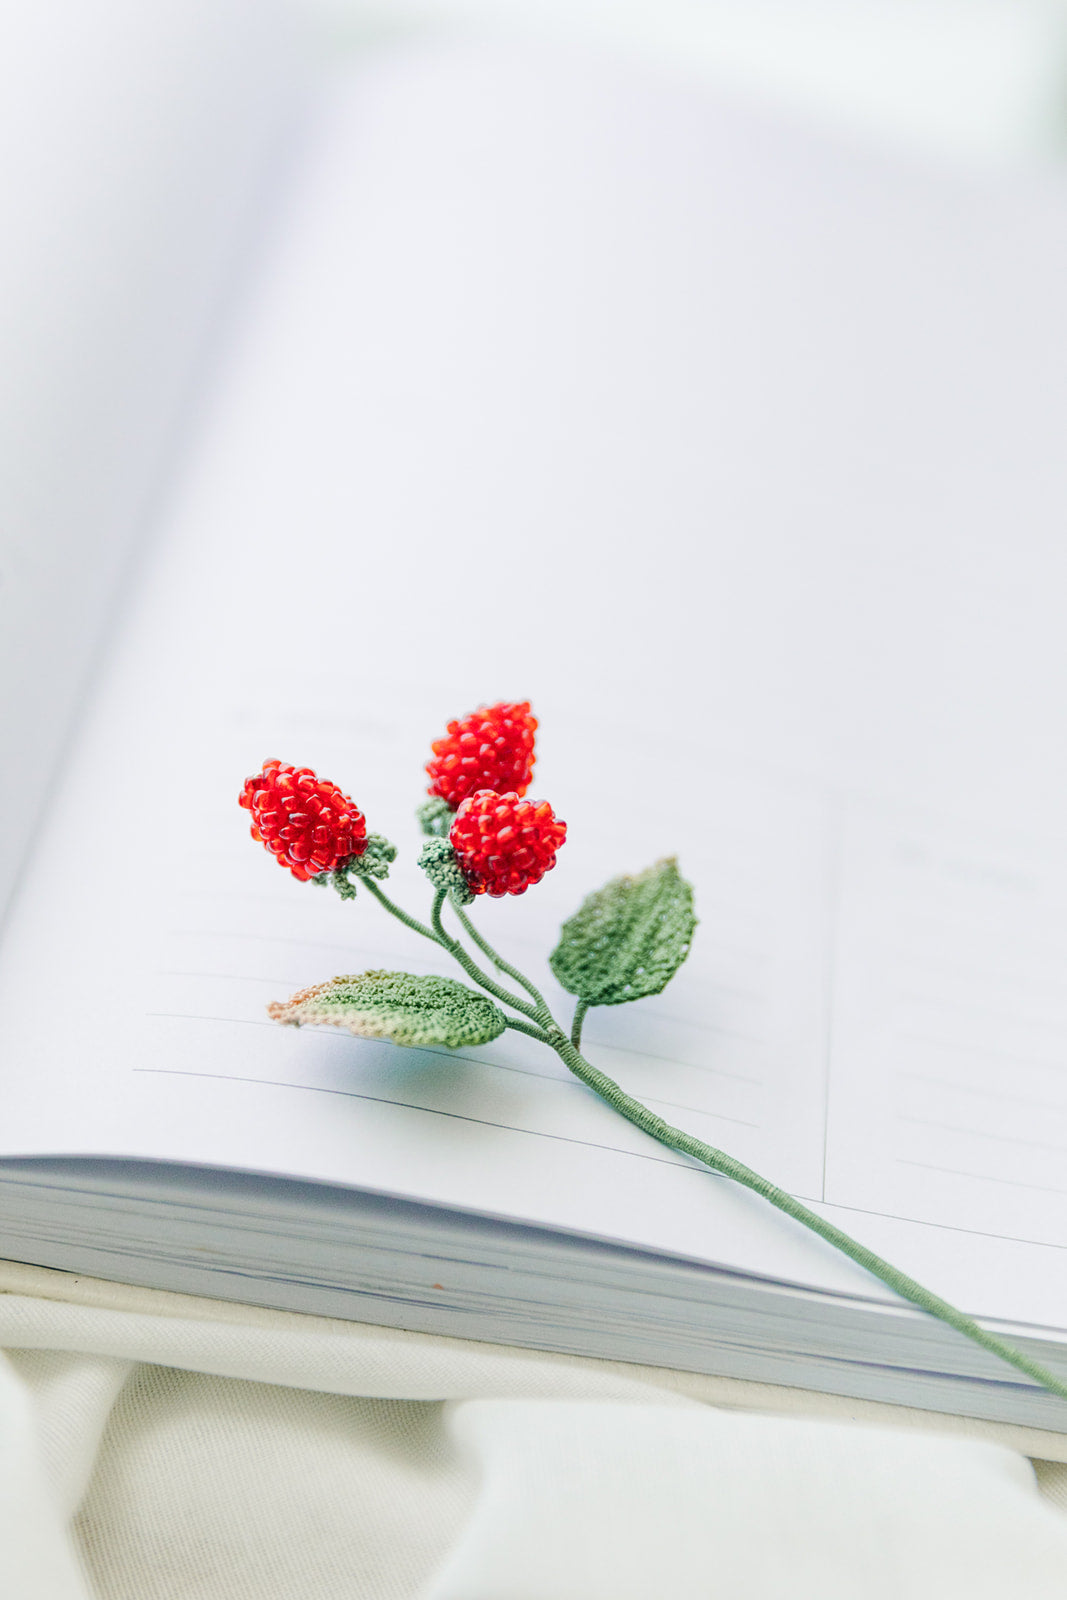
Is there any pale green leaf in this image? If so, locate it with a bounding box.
[268,970,507,1048]
[549,858,696,1006]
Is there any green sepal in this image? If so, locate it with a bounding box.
[416,796,454,837]
[549,857,697,1006]
[418,836,475,907]
[313,834,398,899]
[268,970,507,1048]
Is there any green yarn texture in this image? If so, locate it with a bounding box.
[550,857,696,1006]
[268,970,506,1048]
[418,837,475,907]
[349,834,398,879]
[314,834,398,899]
[416,797,454,837]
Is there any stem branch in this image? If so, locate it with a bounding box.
[504,1014,553,1044]
[429,892,543,1021]
[361,879,440,944]
[455,906,551,1015]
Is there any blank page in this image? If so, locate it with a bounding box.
[0,0,297,921]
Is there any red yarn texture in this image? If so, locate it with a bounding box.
[449,790,566,897]
[239,760,367,881]
[426,701,537,810]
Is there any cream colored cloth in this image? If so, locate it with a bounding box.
[4,1264,1067,1597]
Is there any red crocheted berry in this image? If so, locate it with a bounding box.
[239,760,367,881]
[426,701,537,810]
[449,790,566,898]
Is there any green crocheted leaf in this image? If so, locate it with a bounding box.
[268,971,507,1048]
[549,858,696,1006]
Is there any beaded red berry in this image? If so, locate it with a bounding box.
[426,701,537,810]
[449,789,566,897]
[239,760,367,881]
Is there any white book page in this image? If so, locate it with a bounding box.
[4,43,1067,1331]
[826,807,1067,1248]
[0,0,296,920]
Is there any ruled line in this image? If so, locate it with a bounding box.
[896,1159,1067,1198]
[131,1066,715,1173]
[899,1115,1067,1158]
[142,1013,759,1127]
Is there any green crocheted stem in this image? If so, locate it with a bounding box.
[504,1013,553,1044]
[454,905,551,1015]
[359,878,1067,1407]
[570,999,589,1048]
[548,1031,1067,1405]
[429,892,543,1023]
[362,880,541,1023]
[360,879,440,944]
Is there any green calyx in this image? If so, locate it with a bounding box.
[268,970,506,1048]
[416,796,454,837]
[550,856,696,1006]
[418,836,475,907]
[313,834,398,899]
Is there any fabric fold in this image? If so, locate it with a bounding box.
[0,1292,680,1405]
[3,1270,1067,1598]
[0,1353,94,1600]
[426,1399,1067,1600]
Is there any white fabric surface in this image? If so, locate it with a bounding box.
[4,1264,1067,1597]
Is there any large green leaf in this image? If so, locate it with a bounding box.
[268,970,507,1048]
[549,857,696,1006]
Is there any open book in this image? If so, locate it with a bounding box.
[5,31,1067,1430]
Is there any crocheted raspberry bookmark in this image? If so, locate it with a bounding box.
[238,701,1067,1408]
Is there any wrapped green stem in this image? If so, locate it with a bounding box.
[357,882,1067,1406]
